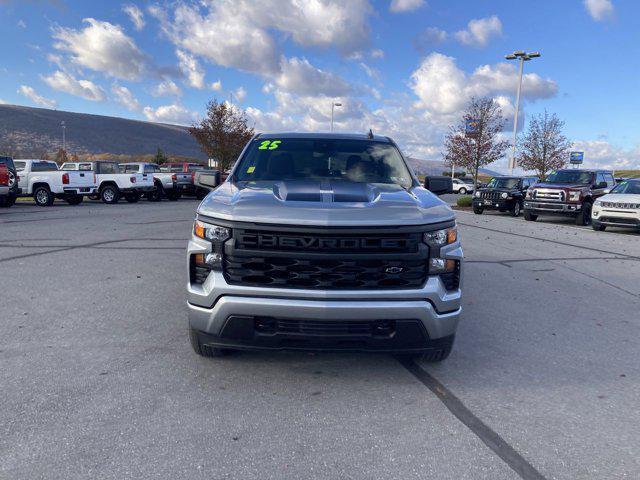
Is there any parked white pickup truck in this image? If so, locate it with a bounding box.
[14,159,97,206]
[120,162,188,201]
[61,161,155,204]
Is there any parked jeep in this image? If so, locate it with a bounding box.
[473,176,538,217]
[523,169,615,225]
[591,179,640,232]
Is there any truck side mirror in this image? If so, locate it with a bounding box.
[194,170,220,190]
[596,181,607,189]
[424,176,453,195]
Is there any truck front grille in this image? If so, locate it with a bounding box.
[479,191,502,200]
[224,255,427,289]
[601,202,640,209]
[533,189,565,201]
[223,227,430,290]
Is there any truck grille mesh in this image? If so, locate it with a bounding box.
[224,255,427,289]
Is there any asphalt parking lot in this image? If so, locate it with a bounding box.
[1,199,639,480]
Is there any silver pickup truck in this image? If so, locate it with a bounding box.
[186,132,463,361]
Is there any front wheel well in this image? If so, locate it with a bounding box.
[100,181,119,191]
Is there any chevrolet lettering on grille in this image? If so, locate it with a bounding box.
[238,233,415,251]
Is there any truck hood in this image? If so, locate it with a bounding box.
[598,193,640,203]
[198,180,455,226]
[533,182,588,190]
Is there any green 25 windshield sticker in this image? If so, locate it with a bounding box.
[258,140,282,150]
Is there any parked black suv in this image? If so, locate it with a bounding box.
[472,176,538,217]
[0,156,19,208]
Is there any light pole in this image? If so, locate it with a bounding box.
[330,102,342,132]
[505,51,540,174]
[60,121,66,152]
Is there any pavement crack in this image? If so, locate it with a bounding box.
[397,357,548,480]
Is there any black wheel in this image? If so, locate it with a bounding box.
[576,201,592,226]
[473,205,484,215]
[0,195,16,208]
[64,194,83,205]
[592,222,606,231]
[100,185,120,204]
[166,190,181,201]
[510,202,521,217]
[147,184,163,202]
[34,186,54,207]
[458,187,467,195]
[189,328,233,358]
[524,210,538,221]
[124,192,141,203]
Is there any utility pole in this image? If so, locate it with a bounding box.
[330,102,342,132]
[61,121,66,152]
[505,51,540,174]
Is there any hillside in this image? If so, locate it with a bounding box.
[0,104,206,159]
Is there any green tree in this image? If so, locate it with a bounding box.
[154,147,168,165]
[517,111,571,180]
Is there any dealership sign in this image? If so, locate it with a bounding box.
[569,152,584,164]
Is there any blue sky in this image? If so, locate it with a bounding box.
[1,0,638,170]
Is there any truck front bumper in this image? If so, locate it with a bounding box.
[524,200,582,215]
[0,186,9,196]
[592,206,640,229]
[473,198,517,210]
[187,237,462,353]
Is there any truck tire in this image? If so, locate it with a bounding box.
[64,194,83,205]
[147,184,163,202]
[100,185,120,204]
[196,188,208,200]
[524,210,537,221]
[124,192,141,203]
[459,187,467,195]
[189,328,232,358]
[166,190,181,201]
[510,202,521,217]
[34,186,54,207]
[473,205,484,215]
[576,201,592,226]
[592,222,606,231]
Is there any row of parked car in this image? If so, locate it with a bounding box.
[470,168,640,232]
[0,157,213,208]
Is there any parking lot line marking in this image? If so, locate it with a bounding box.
[457,221,640,261]
[397,357,548,480]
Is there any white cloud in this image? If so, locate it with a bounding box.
[390,0,425,13]
[454,15,502,47]
[0,99,8,104]
[152,79,182,97]
[420,27,448,44]
[571,140,639,169]
[143,104,198,125]
[52,18,147,81]
[234,87,247,102]
[370,49,384,59]
[274,57,353,97]
[17,85,57,108]
[151,0,371,77]
[359,62,380,82]
[210,80,222,91]
[17,19,26,28]
[176,49,205,89]
[123,4,145,30]
[112,84,140,111]
[410,53,557,115]
[583,0,614,21]
[42,70,106,101]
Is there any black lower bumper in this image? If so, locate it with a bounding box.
[473,199,516,211]
[194,316,453,354]
[594,217,640,229]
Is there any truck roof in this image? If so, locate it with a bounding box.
[255,132,393,143]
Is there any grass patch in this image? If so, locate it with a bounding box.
[457,196,473,207]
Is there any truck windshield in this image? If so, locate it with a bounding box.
[235,138,413,188]
[545,171,594,184]
[610,181,640,194]
[487,178,520,189]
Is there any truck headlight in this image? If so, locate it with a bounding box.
[474,191,481,198]
[423,227,457,247]
[568,190,581,202]
[501,192,508,199]
[194,220,230,242]
[429,258,457,273]
[594,199,602,206]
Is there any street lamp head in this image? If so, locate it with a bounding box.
[528,52,541,58]
[514,50,525,56]
[333,102,342,107]
[505,54,517,60]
